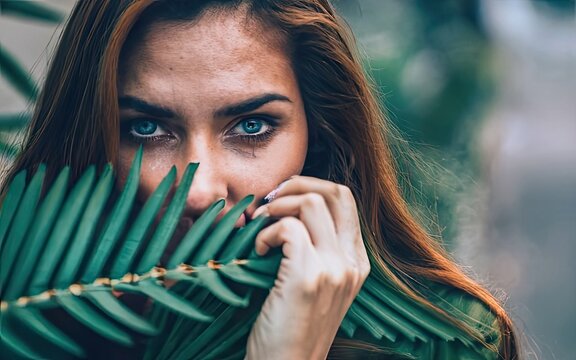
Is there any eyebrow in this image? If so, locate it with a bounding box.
[118,93,292,119]
[215,93,292,117]
[119,96,175,118]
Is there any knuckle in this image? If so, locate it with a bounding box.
[277,216,307,241]
[303,193,325,208]
[277,217,301,237]
[300,278,320,297]
[279,216,300,227]
[325,271,347,288]
[339,184,355,202]
[330,183,341,198]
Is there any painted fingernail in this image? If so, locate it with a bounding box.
[264,180,289,203]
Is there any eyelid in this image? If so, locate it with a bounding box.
[226,115,278,135]
[121,117,173,141]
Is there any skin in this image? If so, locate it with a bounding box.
[117,8,369,359]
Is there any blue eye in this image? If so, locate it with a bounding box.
[226,117,277,147]
[133,120,158,135]
[240,119,264,134]
[121,118,171,144]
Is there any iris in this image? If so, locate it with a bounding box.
[241,119,263,134]
[134,120,157,135]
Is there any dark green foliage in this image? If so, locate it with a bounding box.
[0,148,497,358]
[0,1,64,157]
[0,46,37,101]
[0,0,63,23]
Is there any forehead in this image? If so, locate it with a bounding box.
[118,9,293,101]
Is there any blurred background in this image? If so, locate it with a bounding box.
[1,0,574,358]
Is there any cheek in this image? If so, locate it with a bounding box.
[228,130,308,201]
[116,146,135,190]
[117,146,175,203]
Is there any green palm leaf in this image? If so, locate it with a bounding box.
[83,291,157,336]
[3,167,70,299]
[0,0,63,23]
[0,149,498,359]
[57,294,133,346]
[0,318,45,359]
[0,46,37,100]
[135,163,198,274]
[9,307,85,357]
[0,140,20,157]
[0,169,27,249]
[110,166,176,278]
[0,1,63,161]
[80,147,143,283]
[116,280,213,322]
[28,166,96,295]
[1,164,45,292]
[54,164,115,288]
[166,198,225,268]
[0,113,29,131]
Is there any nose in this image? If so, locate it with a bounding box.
[179,148,228,219]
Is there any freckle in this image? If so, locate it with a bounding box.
[169,67,173,71]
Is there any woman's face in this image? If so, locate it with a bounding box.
[117,10,308,227]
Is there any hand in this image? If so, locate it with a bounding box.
[245,176,370,359]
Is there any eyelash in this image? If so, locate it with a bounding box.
[120,117,278,147]
[226,117,277,146]
[120,119,174,144]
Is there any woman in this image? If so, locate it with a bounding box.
[3,0,518,358]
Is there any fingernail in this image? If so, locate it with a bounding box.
[252,205,269,218]
[263,179,289,203]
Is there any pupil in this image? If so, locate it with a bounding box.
[243,120,262,134]
[135,120,157,135]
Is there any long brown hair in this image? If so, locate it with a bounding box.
[3,0,518,358]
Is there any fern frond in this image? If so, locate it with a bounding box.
[0,147,499,359]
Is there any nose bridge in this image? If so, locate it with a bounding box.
[181,138,227,215]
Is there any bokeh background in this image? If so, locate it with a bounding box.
[1,0,575,358]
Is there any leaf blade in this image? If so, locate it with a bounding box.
[1,0,63,23]
[218,263,275,289]
[167,198,225,269]
[356,289,429,342]
[241,253,282,276]
[363,277,459,342]
[0,46,37,100]
[0,112,29,130]
[135,163,198,274]
[115,280,213,322]
[3,167,70,300]
[196,269,249,307]
[218,215,270,262]
[0,169,27,249]
[0,318,45,359]
[10,307,85,358]
[1,164,45,294]
[81,147,143,283]
[192,195,254,264]
[57,294,133,347]
[84,290,158,336]
[53,164,115,287]
[110,166,177,278]
[28,166,96,295]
